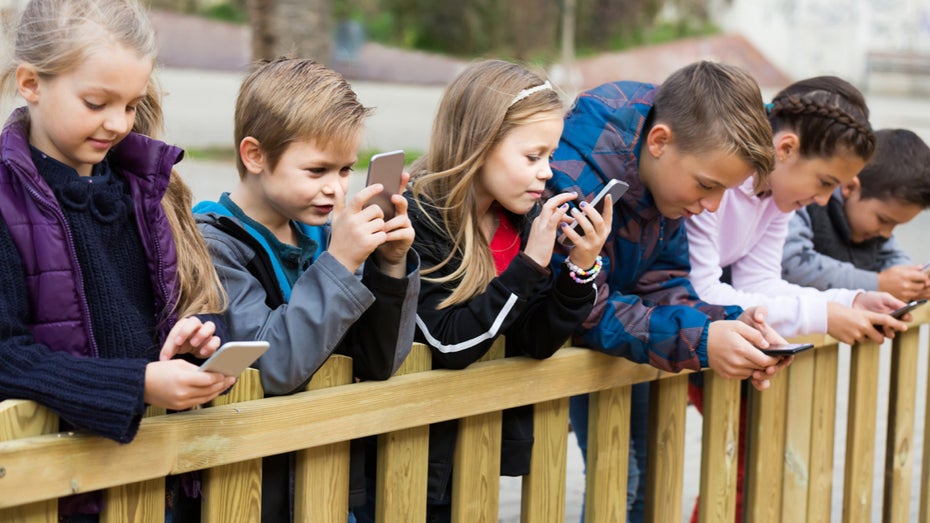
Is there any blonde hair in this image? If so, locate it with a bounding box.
[1,0,226,318]
[653,61,775,192]
[411,59,563,308]
[234,58,373,178]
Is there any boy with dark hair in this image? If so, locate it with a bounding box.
[782,128,930,301]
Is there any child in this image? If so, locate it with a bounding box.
[405,59,611,521]
[782,128,930,301]
[0,0,232,518]
[194,58,419,522]
[684,77,910,521]
[686,77,908,347]
[546,61,787,521]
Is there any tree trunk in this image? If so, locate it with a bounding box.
[247,0,332,64]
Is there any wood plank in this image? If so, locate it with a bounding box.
[376,344,431,523]
[698,372,740,523]
[101,406,168,523]
[781,349,815,521]
[0,349,679,507]
[584,386,630,523]
[843,340,881,522]
[450,339,505,523]
[0,400,58,522]
[883,327,920,523]
[744,367,788,523]
[806,342,839,522]
[522,397,569,522]
[294,356,354,523]
[201,369,264,523]
[644,375,687,522]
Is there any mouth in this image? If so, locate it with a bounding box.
[87,138,114,150]
[527,189,544,199]
[314,204,334,214]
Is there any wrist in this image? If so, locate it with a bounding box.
[565,255,602,285]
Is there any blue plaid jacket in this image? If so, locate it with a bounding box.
[548,81,743,371]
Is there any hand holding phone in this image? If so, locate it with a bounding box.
[890,298,928,319]
[758,342,814,357]
[365,150,405,220]
[199,341,270,377]
[558,179,629,247]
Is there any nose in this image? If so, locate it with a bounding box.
[812,192,831,206]
[539,161,553,180]
[102,107,131,135]
[701,194,722,213]
[878,224,895,239]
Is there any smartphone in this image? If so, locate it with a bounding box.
[890,298,928,319]
[199,341,270,377]
[758,342,815,357]
[558,179,629,246]
[365,150,405,220]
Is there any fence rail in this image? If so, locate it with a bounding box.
[1,307,929,522]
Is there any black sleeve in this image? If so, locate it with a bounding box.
[0,216,148,443]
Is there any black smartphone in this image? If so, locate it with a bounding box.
[558,178,629,246]
[758,342,814,357]
[890,298,928,319]
[365,150,405,220]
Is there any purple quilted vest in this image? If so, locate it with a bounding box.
[0,108,182,356]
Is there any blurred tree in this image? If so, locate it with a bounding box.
[247,0,333,63]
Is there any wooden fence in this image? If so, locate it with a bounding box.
[1,307,929,522]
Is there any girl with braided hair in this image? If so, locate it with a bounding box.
[683,76,908,521]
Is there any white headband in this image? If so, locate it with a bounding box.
[509,81,553,107]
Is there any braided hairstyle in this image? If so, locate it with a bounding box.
[768,76,876,163]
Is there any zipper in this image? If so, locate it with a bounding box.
[23,179,101,358]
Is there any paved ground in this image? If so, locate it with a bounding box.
[163,66,930,521]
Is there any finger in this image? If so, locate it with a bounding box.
[397,171,411,194]
[547,191,578,209]
[751,378,771,391]
[187,320,216,348]
[349,183,384,213]
[332,180,347,215]
[390,192,409,217]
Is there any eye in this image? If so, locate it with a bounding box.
[84,100,103,111]
[697,181,713,191]
[339,166,354,177]
[820,179,835,189]
[527,155,541,162]
[307,167,327,175]
[125,104,137,114]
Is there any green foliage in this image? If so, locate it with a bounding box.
[198,2,247,24]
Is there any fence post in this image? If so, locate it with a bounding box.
[376,343,432,522]
[522,395,570,522]
[698,371,740,523]
[450,338,506,522]
[644,374,687,522]
[843,340,881,521]
[101,406,167,523]
[201,369,264,522]
[744,366,788,522]
[585,384,630,522]
[884,326,921,522]
[780,347,816,520]
[806,341,839,522]
[294,355,355,522]
[0,400,58,522]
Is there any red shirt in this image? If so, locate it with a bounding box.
[489,208,521,275]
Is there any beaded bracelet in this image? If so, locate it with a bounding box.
[565,256,603,284]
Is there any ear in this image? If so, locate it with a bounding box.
[773,131,799,162]
[840,176,860,199]
[239,137,265,175]
[646,124,672,158]
[15,64,41,104]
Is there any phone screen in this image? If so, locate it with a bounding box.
[365,150,405,220]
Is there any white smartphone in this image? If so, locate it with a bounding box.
[365,150,405,220]
[199,341,270,377]
[558,179,629,246]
